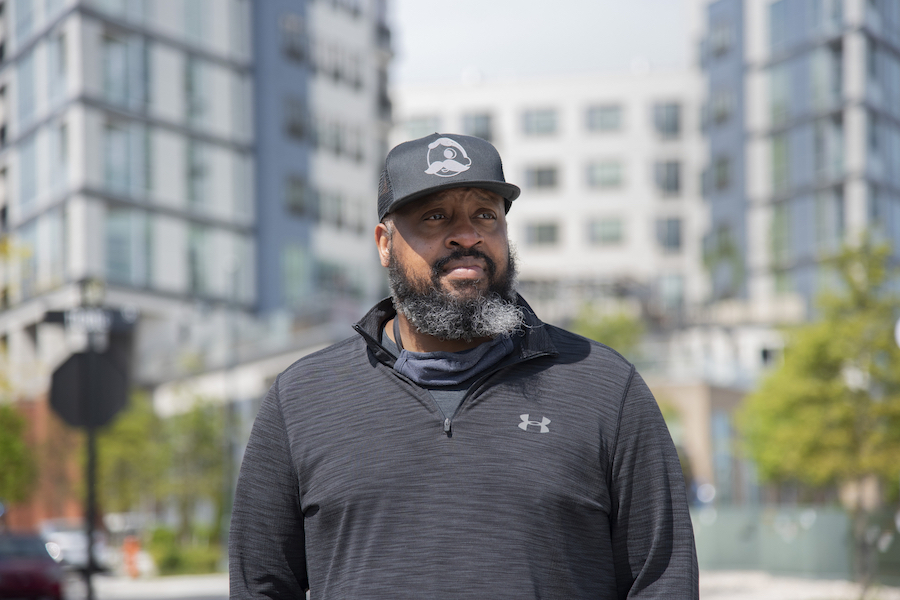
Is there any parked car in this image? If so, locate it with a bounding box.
[0,533,65,600]
[39,519,109,572]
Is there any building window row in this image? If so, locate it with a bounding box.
[280,13,364,89]
[523,160,682,195]
[520,102,680,138]
[284,176,368,234]
[521,217,682,252]
[283,99,365,161]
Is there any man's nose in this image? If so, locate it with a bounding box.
[446,216,483,248]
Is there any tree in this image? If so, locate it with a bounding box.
[97,392,168,515]
[570,305,645,362]
[0,404,37,508]
[737,237,900,593]
[164,400,225,546]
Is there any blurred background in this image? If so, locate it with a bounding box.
[0,0,899,594]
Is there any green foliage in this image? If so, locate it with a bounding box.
[570,305,645,362]
[164,400,226,545]
[0,404,37,504]
[97,394,227,559]
[147,527,221,576]
[97,392,168,513]
[737,237,900,490]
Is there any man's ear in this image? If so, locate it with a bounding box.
[375,222,391,267]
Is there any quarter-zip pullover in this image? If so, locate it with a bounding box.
[229,296,699,599]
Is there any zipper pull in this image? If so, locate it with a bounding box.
[443,418,452,436]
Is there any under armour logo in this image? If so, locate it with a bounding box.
[518,414,551,433]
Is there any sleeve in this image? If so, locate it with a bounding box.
[229,378,309,598]
[609,369,699,599]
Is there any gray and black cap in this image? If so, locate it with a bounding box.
[378,133,521,221]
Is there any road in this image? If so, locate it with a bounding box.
[65,570,900,600]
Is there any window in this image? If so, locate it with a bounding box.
[285,176,318,218]
[714,156,731,191]
[18,220,37,299]
[49,121,68,193]
[16,49,35,127]
[771,133,789,193]
[586,105,622,132]
[188,224,210,294]
[655,217,682,252]
[462,113,493,142]
[770,0,788,52]
[14,0,33,42]
[525,222,559,246]
[654,161,681,195]
[588,218,623,245]
[104,122,150,197]
[105,207,150,286]
[405,116,440,140]
[185,56,207,125]
[284,96,308,140]
[522,109,557,136]
[811,43,842,111]
[525,166,558,190]
[103,32,148,109]
[186,140,208,208]
[813,116,844,180]
[815,188,844,252]
[282,243,311,308]
[709,21,732,57]
[710,89,732,125]
[586,161,623,189]
[652,102,681,138]
[48,31,67,105]
[769,63,790,126]
[281,13,308,62]
[185,0,206,43]
[18,135,36,211]
[771,202,790,265]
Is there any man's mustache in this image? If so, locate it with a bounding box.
[432,247,497,279]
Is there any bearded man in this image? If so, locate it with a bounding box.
[229,134,699,599]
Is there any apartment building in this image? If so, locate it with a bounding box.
[394,70,708,326]
[702,0,900,311]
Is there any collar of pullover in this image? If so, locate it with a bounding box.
[352,294,558,369]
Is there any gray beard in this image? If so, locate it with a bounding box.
[388,245,524,343]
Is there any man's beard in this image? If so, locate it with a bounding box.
[388,245,524,343]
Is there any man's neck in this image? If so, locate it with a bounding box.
[385,314,492,353]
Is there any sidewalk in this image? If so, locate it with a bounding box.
[701,570,900,600]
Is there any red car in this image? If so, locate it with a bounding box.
[0,533,65,600]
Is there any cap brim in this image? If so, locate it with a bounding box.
[386,180,521,216]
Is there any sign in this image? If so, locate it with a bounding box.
[50,351,128,429]
[44,307,139,333]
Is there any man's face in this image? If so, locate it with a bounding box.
[376,187,512,299]
[375,187,522,342]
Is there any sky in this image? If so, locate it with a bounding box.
[389,0,696,86]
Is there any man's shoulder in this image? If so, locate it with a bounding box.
[277,333,370,384]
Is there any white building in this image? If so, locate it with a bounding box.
[393,70,709,326]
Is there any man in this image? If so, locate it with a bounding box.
[230,133,699,599]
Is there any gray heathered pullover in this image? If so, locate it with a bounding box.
[229,297,699,599]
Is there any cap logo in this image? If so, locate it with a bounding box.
[424,137,471,178]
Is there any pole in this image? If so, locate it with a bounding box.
[84,341,99,600]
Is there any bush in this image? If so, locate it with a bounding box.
[147,527,221,575]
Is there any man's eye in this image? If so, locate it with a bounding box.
[425,214,445,220]
[477,212,496,219]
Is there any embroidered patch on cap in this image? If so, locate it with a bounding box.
[424,137,472,177]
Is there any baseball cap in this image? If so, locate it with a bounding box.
[378,133,521,221]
